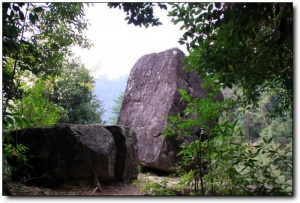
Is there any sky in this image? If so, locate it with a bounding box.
[72,3,187,80]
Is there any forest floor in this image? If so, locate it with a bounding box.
[4,178,142,196]
[3,173,181,196]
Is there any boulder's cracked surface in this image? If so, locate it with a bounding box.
[118,48,223,172]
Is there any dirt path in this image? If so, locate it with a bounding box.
[4,173,185,196]
[4,173,175,196]
[4,180,143,196]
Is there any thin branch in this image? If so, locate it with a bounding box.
[91,186,101,195]
[23,169,52,182]
[4,3,30,114]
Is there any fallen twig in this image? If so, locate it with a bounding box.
[91,186,101,195]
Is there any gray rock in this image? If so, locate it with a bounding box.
[9,124,138,187]
[105,125,138,182]
[54,125,116,185]
[117,48,223,172]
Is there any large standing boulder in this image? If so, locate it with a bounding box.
[9,124,138,187]
[117,48,223,172]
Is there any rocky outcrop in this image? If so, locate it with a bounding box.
[9,124,138,187]
[104,126,138,182]
[117,48,223,172]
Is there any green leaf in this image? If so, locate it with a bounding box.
[33,6,43,13]
[173,19,180,25]
[4,132,14,143]
[167,116,178,122]
[14,116,24,126]
[29,13,35,24]
[227,20,234,30]
[253,148,262,157]
[241,166,247,172]
[263,137,268,144]
[5,116,15,125]
[21,117,31,127]
[17,144,28,152]
[267,137,273,144]
[178,89,187,96]
[19,11,25,21]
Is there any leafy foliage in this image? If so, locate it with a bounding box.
[163,85,292,195]
[111,2,293,116]
[50,59,105,124]
[3,143,30,178]
[14,79,66,127]
[109,92,124,124]
[3,144,28,161]
[234,91,293,146]
[134,176,175,195]
[168,3,293,116]
[108,3,167,28]
[203,122,292,195]
[3,3,91,113]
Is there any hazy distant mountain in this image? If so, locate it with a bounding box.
[94,75,128,124]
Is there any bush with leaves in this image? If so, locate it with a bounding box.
[134,176,175,196]
[162,74,292,196]
[231,91,293,147]
[14,79,67,127]
[2,111,32,178]
[202,121,292,195]
[3,143,30,179]
[50,59,105,124]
